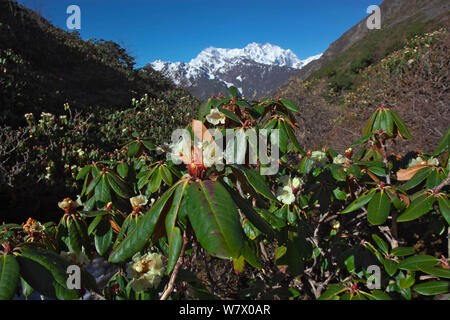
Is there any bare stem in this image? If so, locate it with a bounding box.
[160,230,188,300]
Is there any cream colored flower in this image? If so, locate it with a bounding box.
[408,157,426,167]
[58,198,79,211]
[277,186,295,205]
[60,251,90,266]
[427,157,439,167]
[169,135,191,164]
[126,252,165,292]
[333,154,350,165]
[130,195,148,208]
[202,140,224,170]
[23,218,45,234]
[206,108,226,125]
[311,151,327,164]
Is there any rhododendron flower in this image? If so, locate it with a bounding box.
[60,251,90,266]
[277,186,295,205]
[408,157,439,167]
[277,175,302,205]
[206,108,226,125]
[58,198,79,212]
[130,195,148,208]
[333,154,350,165]
[126,252,165,292]
[23,218,45,234]
[311,151,327,164]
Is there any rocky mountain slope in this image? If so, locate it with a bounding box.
[293,0,450,81]
[150,43,321,100]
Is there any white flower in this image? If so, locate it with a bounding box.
[333,154,350,165]
[408,157,426,167]
[311,151,327,164]
[202,140,224,170]
[291,176,303,189]
[60,251,90,266]
[58,198,79,211]
[130,195,148,208]
[277,186,295,205]
[169,136,191,164]
[427,157,439,167]
[126,252,165,292]
[206,108,226,125]
[77,149,85,157]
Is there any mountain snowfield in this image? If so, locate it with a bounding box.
[150,43,322,99]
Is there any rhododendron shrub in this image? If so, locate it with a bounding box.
[0,87,448,300]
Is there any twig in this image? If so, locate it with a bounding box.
[160,230,188,300]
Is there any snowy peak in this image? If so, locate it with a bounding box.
[149,43,322,99]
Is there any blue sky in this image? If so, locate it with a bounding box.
[18,0,383,67]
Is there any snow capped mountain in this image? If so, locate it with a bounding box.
[150,43,322,99]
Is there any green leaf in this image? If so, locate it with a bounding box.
[280,99,300,112]
[108,185,177,263]
[367,190,391,225]
[390,247,415,257]
[94,218,113,256]
[117,162,129,179]
[414,281,449,296]
[127,141,140,157]
[142,140,155,151]
[94,174,112,206]
[366,290,392,300]
[397,193,436,222]
[372,234,389,254]
[398,255,439,272]
[426,169,441,189]
[218,107,242,124]
[432,128,449,156]
[228,86,239,98]
[222,180,276,238]
[278,120,288,154]
[76,165,91,181]
[418,266,450,279]
[390,110,413,140]
[185,180,244,259]
[237,165,277,202]
[165,181,188,274]
[68,220,82,254]
[399,273,415,289]
[341,189,376,214]
[166,227,182,275]
[383,259,398,277]
[282,121,305,154]
[402,167,432,191]
[107,173,130,199]
[160,165,173,186]
[149,167,162,193]
[318,284,347,300]
[0,254,19,300]
[438,196,450,225]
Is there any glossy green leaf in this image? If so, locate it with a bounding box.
[397,193,436,222]
[117,162,129,179]
[402,167,432,191]
[390,247,415,257]
[398,255,439,272]
[341,189,376,214]
[0,254,19,300]
[318,284,347,300]
[414,281,449,296]
[390,109,413,140]
[372,234,389,254]
[418,266,450,279]
[108,185,177,263]
[185,180,244,259]
[237,165,277,202]
[438,196,450,225]
[149,167,162,193]
[94,218,113,256]
[280,99,300,112]
[166,227,182,275]
[367,190,391,225]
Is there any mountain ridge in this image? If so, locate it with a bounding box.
[150,43,321,99]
